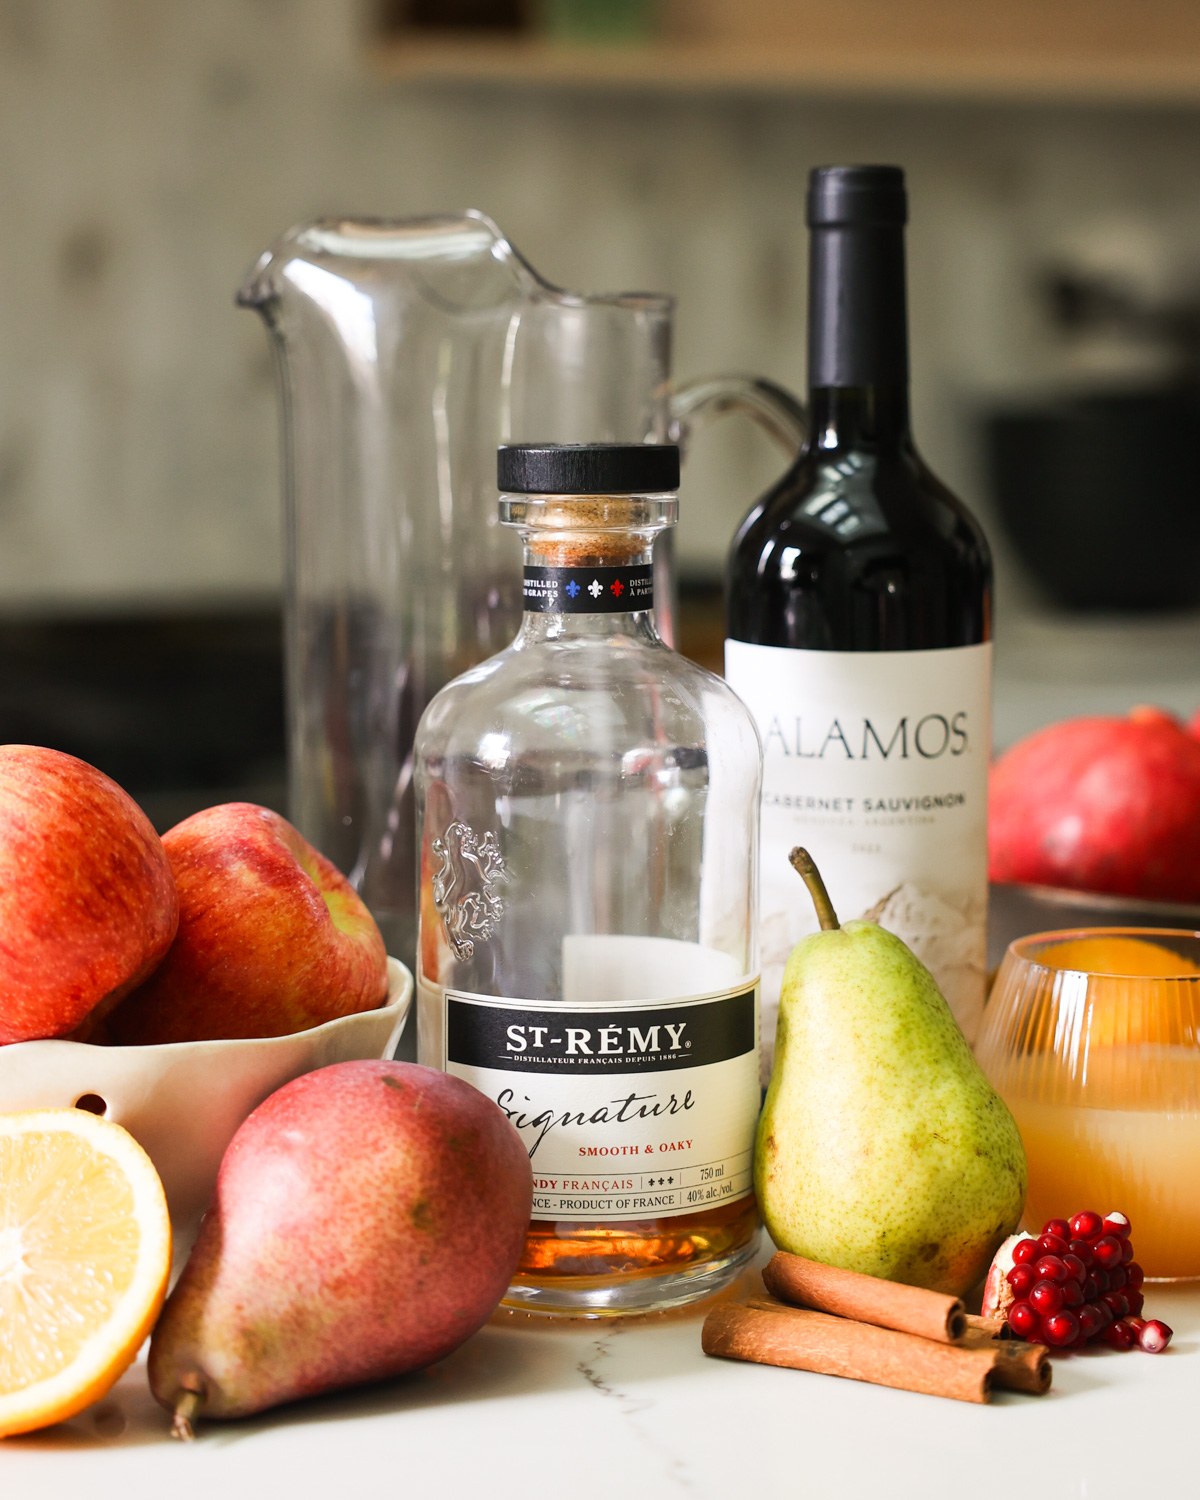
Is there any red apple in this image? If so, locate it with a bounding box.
[0,745,178,1044]
[989,707,1200,902]
[108,804,388,1045]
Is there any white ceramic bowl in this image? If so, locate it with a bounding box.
[0,957,412,1259]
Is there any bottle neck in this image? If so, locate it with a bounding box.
[807,385,911,452]
[501,493,674,643]
[807,219,910,451]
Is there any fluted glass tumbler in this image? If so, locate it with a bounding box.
[977,928,1200,1279]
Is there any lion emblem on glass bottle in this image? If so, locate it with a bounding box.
[431,821,508,961]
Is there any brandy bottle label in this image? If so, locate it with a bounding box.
[439,971,760,1222]
[724,639,992,1054]
[522,564,654,614]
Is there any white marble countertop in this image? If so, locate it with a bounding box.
[4,1253,1197,1500]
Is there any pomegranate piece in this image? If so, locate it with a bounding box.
[1082,1274,1100,1301]
[1121,1238,1135,1265]
[1108,1265,1127,1292]
[1061,1280,1083,1308]
[1041,1218,1072,1242]
[1068,1238,1095,1267]
[1125,1262,1145,1292]
[1126,1290,1145,1317]
[1042,1310,1080,1348]
[1138,1319,1173,1353]
[1092,1235,1124,1270]
[1012,1238,1041,1266]
[1008,1301,1041,1340]
[1070,1210,1104,1241]
[1102,1212,1132,1241]
[981,1234,1030,1320]
[1039,1233,1069,1256]
[1102,1291,1130,1320]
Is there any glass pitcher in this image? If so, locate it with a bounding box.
[238,212,803,989]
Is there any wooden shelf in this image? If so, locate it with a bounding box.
[373,1,1200,106]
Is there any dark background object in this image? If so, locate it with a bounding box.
[0,610,287,832]
[987,389,1200,611]
[382,0,526,31]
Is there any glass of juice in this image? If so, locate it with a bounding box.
[977,928,1200,1280]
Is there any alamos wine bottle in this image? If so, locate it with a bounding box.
[725,165,992,1064]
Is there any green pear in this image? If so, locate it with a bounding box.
[756,848,1026,1296]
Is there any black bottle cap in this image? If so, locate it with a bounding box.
[807,165,908,228]
[498,443,680,495]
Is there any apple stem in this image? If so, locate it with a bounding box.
[789,847,840,931]
[171,1389,202,1442]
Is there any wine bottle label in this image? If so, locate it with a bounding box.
[523,564,654,614]
[724,640,992,1065]
[436,978,760,1222]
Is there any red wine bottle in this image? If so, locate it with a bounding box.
[725,165,993,1053]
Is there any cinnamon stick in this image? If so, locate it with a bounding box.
[960,1322,1051,1395]
[763,1252,967,1344]
[703,1296,997,1404]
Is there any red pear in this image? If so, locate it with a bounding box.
[989,707,1200,903]
[0,745,178,1044]
[148,1061,532,1434]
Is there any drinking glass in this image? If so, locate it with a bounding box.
[977,927,1200,1279]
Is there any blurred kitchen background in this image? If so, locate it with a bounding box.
[2,0,1200,827]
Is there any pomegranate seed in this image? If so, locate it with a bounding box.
[1089,1299,1113,1328]
[1008,1300,1040,1339]
[1035,1255,1070,1284]
[1061,1280,1083,1308]
[1070,1210,1104,1241]
[1007,1264,1037,1298]
[1102,1291,1130,1320]
[1030,1280,1064,1315]
[1108,1265,1127,1292]
[1042,1218,1072,1241]
[1062,1253,1087,1284]
[1068,1239,1094,1267]
[1124,1316,1147,1334]
[1101,1320,1137,1350]
[1042,1310,1079,1347]
[1121,1238,1135,1265]
[1039,1233,1069,1256]
[1092,1236,1123,1270]
[1093,1269,1111,1295]
[1125,1263,1145,1292]
[1126,1290,1145,1317]
[1082,1274,1100,1301]
[1102,1212,1132,1240]
[1138,1319,1173,1353]
[1076,1304,1103,1339]
[1012,1237,1041,1266]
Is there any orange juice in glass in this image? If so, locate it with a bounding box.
[977,929,1200,1279]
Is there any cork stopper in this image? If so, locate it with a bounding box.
[504,493,667,567]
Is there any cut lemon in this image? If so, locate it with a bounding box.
[0,1108,171,1437]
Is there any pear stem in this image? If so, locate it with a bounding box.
[789,847,840,931]
[171,1389,202,1442]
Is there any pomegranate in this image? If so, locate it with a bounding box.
[980,1207,1164,1357]
[989,708,1200,902]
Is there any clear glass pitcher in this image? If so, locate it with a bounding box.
[238,212,803,981]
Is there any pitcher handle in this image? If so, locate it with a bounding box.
[671,374,807,459]
[651,375,805,649]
